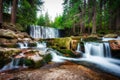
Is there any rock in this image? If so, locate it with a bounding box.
[88,34,99,38]
[0,43,17,48]
[0,29,17,39]
[46,37,72,49]
[16,32,30,39]
[0,38,17,43]
[109,40,120,50]
[82,34,101,42]
[21,50,45,68]
[1,22,18,31]
[104,34,118,38]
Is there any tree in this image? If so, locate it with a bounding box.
[44,12,50,26]
[11,0,18,24]
[0,0,3,24]
[92,0,97,34]
[37,14,45,26]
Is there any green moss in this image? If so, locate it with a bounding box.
[83,37,100,42]
[23,58,44,68]
[43,54,52,63]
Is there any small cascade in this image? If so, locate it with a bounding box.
[76,43,81,53]
[81,42,109,58]
[17,42,28,49]
[30,25,59,39]
[104,42,111,57]
[84,42,104,57]
[0,53,27,72]
[0,58,20,71]
[36,42,47,48]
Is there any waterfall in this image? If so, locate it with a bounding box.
[84,42,104,57]
[104,42,111,57]
[29,25,59,39]
[76,42,111,58]
[76,43,81,53]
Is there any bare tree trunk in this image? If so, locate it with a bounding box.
[99,0,103,30]
[116,8,120,30]
[80,0,86,34]
[11,0,18,24]
[87,0,92,34]
[0,0,3,24]
[92,0,96,34]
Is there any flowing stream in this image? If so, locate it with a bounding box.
[1,39,120,77]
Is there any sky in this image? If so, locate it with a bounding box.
[37,0,64,21]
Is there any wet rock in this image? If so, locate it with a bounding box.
[104,34,118,38]
[109,40,120,58]
[109,40,120,50]
[0,29,17,39]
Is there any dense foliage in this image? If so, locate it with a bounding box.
[0,0,43,26]
[53,0,120,35]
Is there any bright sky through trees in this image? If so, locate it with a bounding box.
[37,0,64,21]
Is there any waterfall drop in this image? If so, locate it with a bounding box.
[30,25,59,39]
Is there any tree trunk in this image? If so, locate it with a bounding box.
[116,8,120,30]
[11,0,18,24]
[99,0,103,30]
[0,0,3,24]
[80,0,86,34]
[92,0,96,34]
[87,0,92,34]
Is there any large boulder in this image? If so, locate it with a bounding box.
[109,40,120,50]
[104,34,118,38]
[0,29,17,39]
[46,37,72,49]
[109,40,120,58]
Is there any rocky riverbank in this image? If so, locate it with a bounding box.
[0,62,119,80]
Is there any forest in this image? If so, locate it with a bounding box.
[0,0,120,80]
[0,0,120,35]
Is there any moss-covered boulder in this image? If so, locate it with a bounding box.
[46,37,72,49]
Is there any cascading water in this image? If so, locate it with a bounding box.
[73,41,120,77]
[17,42,28,49]
[84,42,104,57]
[30,25,59,39]
[104,42,111,57]
[0,53,26,72]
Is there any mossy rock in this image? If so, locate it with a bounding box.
[43,54,52,63]
[46,37,72,49]
[22,58,44,68]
